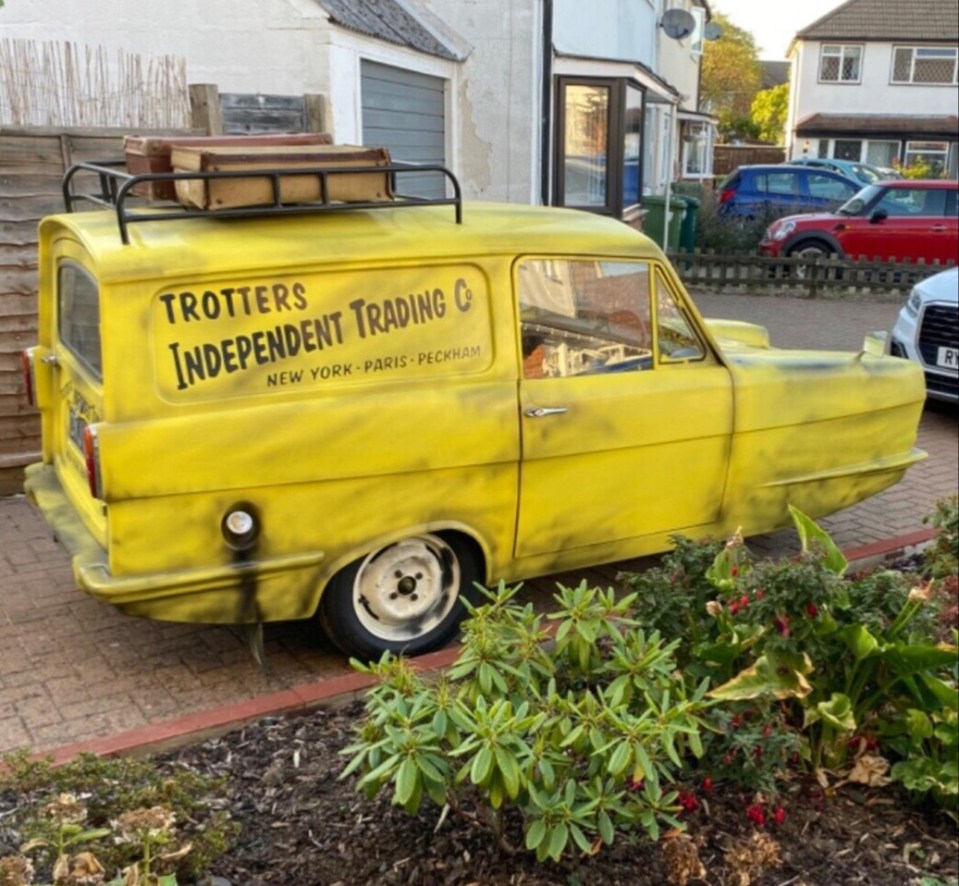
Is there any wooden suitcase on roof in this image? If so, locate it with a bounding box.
[169,144,394,210]
[123,133,334,201]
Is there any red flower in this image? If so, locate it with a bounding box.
[774,615,790,637]
[806,602,819,618]
[746,803,766,826]
[627,777,645,792]
[730,601,740,615]
[753,745,764,759]
[677,790,699,813]
[702,776,714,793]
[739,594,750,610]
[731,566,739,577]
[773,806,786,826]
[731,714,742,729]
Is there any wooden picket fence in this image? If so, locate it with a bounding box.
[666,249,956,298]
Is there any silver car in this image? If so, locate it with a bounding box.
[891,267,959,403]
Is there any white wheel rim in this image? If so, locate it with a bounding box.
[352,535,460,642]
[793,247,825,279]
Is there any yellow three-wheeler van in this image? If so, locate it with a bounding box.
[23,160,927,659]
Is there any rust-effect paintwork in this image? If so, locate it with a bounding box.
[25,202,926,629]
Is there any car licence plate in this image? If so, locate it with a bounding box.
[936,347,958,370]
[68,409,88,451]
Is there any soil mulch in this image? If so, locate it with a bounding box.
[156,703,958,886]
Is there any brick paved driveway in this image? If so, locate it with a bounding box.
[1,293,955,754]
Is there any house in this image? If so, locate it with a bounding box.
[784,0,959,177]
[0,0,714,215]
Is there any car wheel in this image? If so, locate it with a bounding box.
[787,242,836,281]
[318,532,482,660]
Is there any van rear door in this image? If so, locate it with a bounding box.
[48,257,108,544]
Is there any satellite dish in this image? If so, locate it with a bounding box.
[661,8,696,40]
[704,22,723,41]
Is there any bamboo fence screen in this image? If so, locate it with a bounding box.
[0,39,189,128]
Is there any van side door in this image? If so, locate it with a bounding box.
[513,257,734,559]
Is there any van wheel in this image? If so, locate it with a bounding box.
[318,533,482,660]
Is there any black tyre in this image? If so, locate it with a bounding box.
[317,532,482,660]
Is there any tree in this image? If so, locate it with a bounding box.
[701,13,763,141]
[750,83,789,145]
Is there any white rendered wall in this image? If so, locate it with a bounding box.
[2,0,536,204]
[553,0,658,68]
[0,0,333,95]
[422,0,540,203]
[792,41,959,121]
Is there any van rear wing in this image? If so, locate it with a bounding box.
[62,160,463,245]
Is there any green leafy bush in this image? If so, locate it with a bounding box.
[688,188,782,254]
[623,507,958,805]
[925,495,958,580]
[341,581,708,861]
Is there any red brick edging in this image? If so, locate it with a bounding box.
[40,528,938,765]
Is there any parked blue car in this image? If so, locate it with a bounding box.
[788,157,893,184]
[718,164,860,219]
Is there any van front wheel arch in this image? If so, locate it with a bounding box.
[317,532,483,660]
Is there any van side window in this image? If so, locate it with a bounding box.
[655,269,705,362]
[517,259,652,378]
[58,263,102,378]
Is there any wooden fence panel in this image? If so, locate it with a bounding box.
[0,124,193,494]
[667,249,956,299]
[712,144,787,177]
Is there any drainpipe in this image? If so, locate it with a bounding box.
[540,0,553,206]
[662,105,674,252]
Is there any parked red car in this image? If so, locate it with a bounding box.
[759,179,959,265]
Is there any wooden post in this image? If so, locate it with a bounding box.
[189,84,223,135]
[304,93,329,135]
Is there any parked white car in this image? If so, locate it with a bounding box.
[891,267,959,403]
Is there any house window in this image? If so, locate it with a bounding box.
[904,141,949,176]
[892,46,958,84]
[820,139,901,168]
[819,44,862,82]
[689,6,706,56]
[834,139,862,160]
[623,85,643,210]
[866,141,900,167]
[682,122,712,178]
[559,83,610,209]
[555,78,645,218]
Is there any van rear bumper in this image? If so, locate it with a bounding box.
[24,463,326,623]
[24,462,109,576]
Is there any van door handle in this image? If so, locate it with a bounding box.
[525,406,568,418]
[41,353,59,366]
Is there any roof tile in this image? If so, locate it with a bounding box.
[797,0,959,42]
[317,0,458,61]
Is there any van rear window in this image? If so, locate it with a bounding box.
[58,263,102,378]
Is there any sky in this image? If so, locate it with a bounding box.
[710,0,850,58]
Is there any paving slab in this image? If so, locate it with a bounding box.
[1,292,955,756]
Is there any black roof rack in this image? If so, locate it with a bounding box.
[62,160,463,245]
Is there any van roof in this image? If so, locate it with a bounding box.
[41,203,656,283]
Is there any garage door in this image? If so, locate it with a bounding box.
[361,60,446,199]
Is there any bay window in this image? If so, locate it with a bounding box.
[555,77,645,218]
